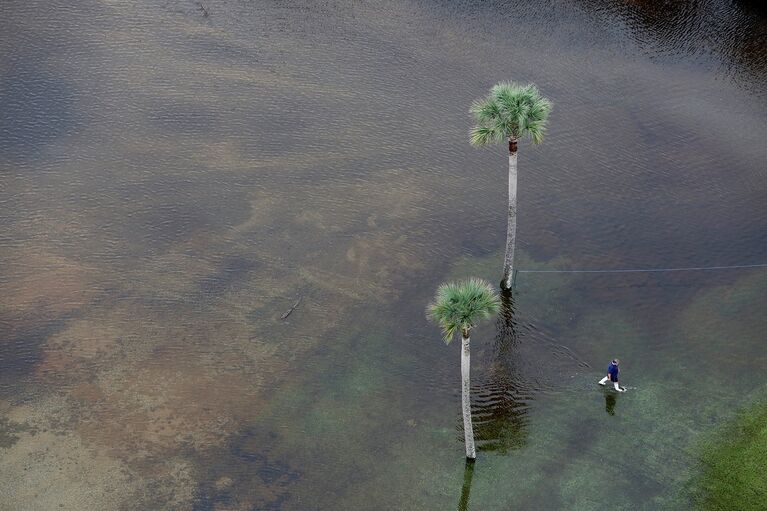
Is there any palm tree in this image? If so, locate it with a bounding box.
[470,82,552,290]
[427,278,500,459]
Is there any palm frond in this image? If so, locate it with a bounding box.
[469,81,552,146]
[527,121,545,144]
[427,278,500,344]
[527,97,552,123]
[517,113,528,133]
[470,97,502,124]
[470,125,503,146]
[491,81,521,102]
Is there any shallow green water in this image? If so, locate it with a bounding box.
[691,398,767,510]
[1,0,766,509]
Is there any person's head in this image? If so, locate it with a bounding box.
[612,358,620,365]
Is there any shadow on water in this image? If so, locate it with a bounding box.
[604,391,617,416]
[473,290,531,453]
[496,289,516,352]
[472,288,595,453]
[457,459,475,511]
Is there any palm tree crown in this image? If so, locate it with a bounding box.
[470,82,552,147]
[427,278,500,342]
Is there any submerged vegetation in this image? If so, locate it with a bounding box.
[691,398,767,510]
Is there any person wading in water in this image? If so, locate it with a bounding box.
[598,359,626,392]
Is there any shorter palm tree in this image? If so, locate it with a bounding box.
[427,278,500,459]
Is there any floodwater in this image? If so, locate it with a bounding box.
[1,0,766,509]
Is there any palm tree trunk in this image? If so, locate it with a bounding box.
[461,333,476,459]
[502,139,518,290]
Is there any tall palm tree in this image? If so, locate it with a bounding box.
[470,82,552,290]
[427,278,500,459]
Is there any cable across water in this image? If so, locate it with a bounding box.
[516,262,767,274]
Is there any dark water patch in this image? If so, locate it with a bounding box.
[89,177,252,257]
[0,417,35,449]
[230,432,301,485]
[130,202,212,248]
[576,0,767,91]
[149,103,221,137]
[178,32,287,75]
[190,427,301,511]
[0,65,75,159]
[197,256,260,301]
[458,212,506,258]
[0,316,68,390]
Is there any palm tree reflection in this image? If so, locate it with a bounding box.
[457,459,475,511]
[473,291,530,453]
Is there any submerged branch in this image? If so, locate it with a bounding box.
[280,295,303,320]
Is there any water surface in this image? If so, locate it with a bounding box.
[1,0,766,509]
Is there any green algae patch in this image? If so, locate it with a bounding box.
[690,399,767,510]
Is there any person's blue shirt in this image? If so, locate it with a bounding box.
[608,362,619,381]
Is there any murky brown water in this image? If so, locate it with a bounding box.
[1,0,766,509]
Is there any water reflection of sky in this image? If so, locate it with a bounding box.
[1,0,766,509]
